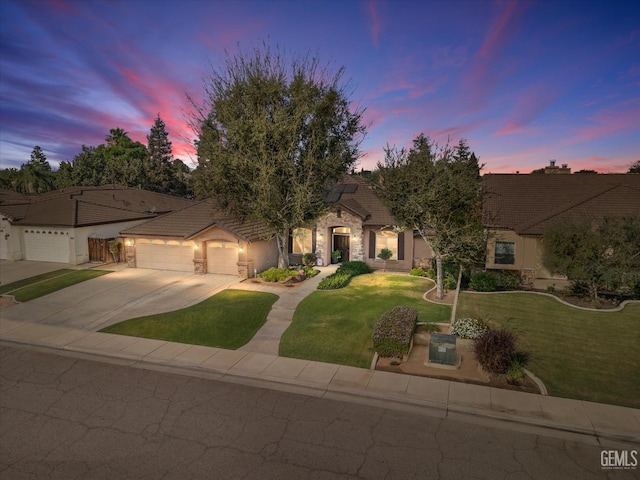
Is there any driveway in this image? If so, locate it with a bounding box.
[0,268,240,331]
[0,260,80,285]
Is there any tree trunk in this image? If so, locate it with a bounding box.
[435,254,444,299]
[276,232,290,269]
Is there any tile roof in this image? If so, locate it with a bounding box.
[120,198,273,242]
[483,173,640,235]
[0,185,192,227]
[326,175,397,226]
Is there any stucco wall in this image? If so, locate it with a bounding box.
[248,237,279,276]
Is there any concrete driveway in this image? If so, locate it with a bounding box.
[0,260,80,285]
[0,268,240,331]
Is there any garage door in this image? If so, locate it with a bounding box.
[24,229,70,263]
[207,242,239,275]
[136,239,194,272]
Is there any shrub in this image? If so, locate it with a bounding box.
[377,248,393,261]
[426,268,436,279]
[337,261,372,276]
[469,271,498,292]
[303,266,319,278]
[451,318,489,339]
[317,261,372,290]
[317,272,351,290]
[444,273,457,290]
[473,328,517,374]
[506,359,525,383]
[258,268,298,282]
[410,268,428,277]
[372,306,418,357]
[302,252,317,267]
[494,270,521,290]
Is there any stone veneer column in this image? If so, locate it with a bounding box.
[315,210,364,265]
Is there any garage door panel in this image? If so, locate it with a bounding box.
[136,240,193,272]
[207,243,238,275]
[24,231,70,263]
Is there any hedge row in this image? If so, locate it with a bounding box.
[372,306,418,357]
[317,261,372,290]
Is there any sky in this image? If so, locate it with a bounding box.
[1,0,639,175]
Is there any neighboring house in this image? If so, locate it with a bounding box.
[482,170,640,288]
[290,175,434,271]
[120,199,278,277]
[0,186,192,264]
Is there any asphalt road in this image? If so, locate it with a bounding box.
[0,344,635,480]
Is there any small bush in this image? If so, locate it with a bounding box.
[302,252,317,267]
[317,272,351,290]
[377,248,393,261]
[258,268,298,283]
[506,359,525,383]
[426,268,436,279]
[337,261,372,276]
[494,270,521,290]
[303,266,319,278]
[317,261,372,290]
[444,273,457,290]
[372,306,418,357]
[451,318,489,339]
[410,268,428,277]
[469,271,498,292]
[473,328,517,374]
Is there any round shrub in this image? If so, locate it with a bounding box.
[469,271,498,292]
[337,261,372,276]
[410,268,428,277]
[451,318,489,339]
[473,328,517,374]
[302,252,317,267]
[444,273,457,290]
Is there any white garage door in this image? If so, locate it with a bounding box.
[207,242,239,275]
[24,229,70,263]
[136,239,194,272]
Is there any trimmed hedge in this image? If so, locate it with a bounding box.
[469,271,498,292]
[317,261,372,290]
[372,306,418,357]
[258,268,298,282]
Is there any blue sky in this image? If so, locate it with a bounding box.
[1,0,638,174]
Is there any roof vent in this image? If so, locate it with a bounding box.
[549,160,556,167]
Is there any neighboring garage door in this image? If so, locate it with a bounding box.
[207,242,239,275]
[24,229,70,262]
[136,239,194,272]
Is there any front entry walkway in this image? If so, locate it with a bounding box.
[235,265,338,355]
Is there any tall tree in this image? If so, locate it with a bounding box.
[146,114,174,192]
[103,128,149,187]
[377,135,485,298]
[16,146,55,193]
[543,216,640,300]
[190,44,366,268]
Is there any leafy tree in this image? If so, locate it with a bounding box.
[67,145,107,186]
[0,168,20,190]
[146,114,174,192]
[543,216,640,300]
[629,160,640,174]
[377,135,485,298]
[169,158,192,197]
[190,44,366,268]
[16,146,55,193]
[103,128,149,187]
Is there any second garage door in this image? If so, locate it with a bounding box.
[136,239,194,272]
[207,242,238,275]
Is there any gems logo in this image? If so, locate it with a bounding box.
[601,450,638,470]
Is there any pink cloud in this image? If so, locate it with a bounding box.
[495,85,560,136]
[568,98,640,144]
[367,0,381,48]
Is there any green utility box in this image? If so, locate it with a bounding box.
[428,333,457,366]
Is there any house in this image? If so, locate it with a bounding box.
[120,175,434,278]
[290,175,434,271]
[120,199,278,277]
[482,169,640,288]
[0,185,192,264]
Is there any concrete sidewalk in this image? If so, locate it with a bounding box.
[235,265,338,354]
[1,317,638,445]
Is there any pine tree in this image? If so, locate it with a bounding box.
[146,114,174,193]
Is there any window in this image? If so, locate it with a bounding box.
[495,241,515,264]
[375,230,398,259]
[292,228,312,254]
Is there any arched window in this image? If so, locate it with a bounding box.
[375,230,398,259]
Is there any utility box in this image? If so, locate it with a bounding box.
[428,333,457,366]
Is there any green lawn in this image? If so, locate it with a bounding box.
[457,292,640,408]
[100,289,278,350]
[1,269,110,302]
[280,274,451,368]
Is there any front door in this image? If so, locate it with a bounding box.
[333,234,350,263]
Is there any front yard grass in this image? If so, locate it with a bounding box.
[100,289,278,350]
[279,274,451,368]
[0,269,110,302]
[457,292,640,409]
